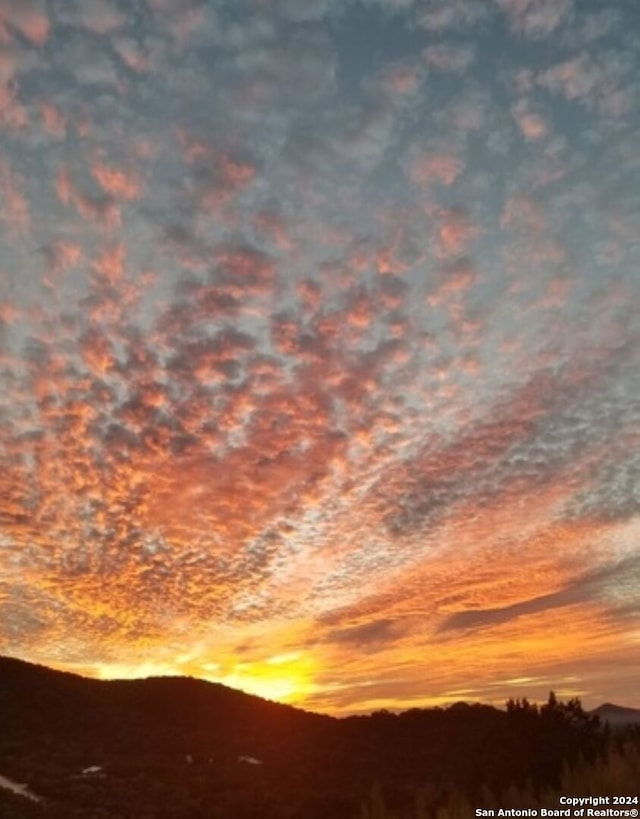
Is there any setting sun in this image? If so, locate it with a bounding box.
[1,0,639,719]
[1,0,639,814]
[214,652,317,704]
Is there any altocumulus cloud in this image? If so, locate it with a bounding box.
[0,0,639,713]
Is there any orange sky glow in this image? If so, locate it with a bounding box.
[1,0,639,715]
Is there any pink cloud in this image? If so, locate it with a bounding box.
[176,130,258,215]
[495,0,573,39]
[512,101,549,140]
[40,104,67,139]
[92,243,126,286]
[379,62,424,95]
[42,241,83,287]
[56,165,121,226]
[0,155,30,235]
[405,149,463,188]
[0,46,37,130]
[427,259,477,306]
[80,327,116,375]
[175,128,212,164]
[112,37,150,73]
[253,210,294,252]
[434,208,481,259]
[0,0,50,46]
[214,245,277,298]
[92,163,142,201]
[534,275,571,309]
[536,53,633,119]
[443,92,490,134]
[218,153,257,190]
[0,302,19,325]
[74,0,127,35]
[377,273,409,309]
[296,278,323,312]
[423,44,475,75]
[538,55,599,101]
[345,289,375,329]
[0,0,636,713]
[517,111,549,140]
[417,0,489,32]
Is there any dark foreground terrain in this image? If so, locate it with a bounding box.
[1,656,638,818]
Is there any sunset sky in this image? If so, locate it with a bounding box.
[0,0,639,716]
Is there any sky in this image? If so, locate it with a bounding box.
[0,0,639,716]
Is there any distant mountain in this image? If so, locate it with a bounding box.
[590,702,640,728]
[0,656,624,819]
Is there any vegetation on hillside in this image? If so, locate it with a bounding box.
[1,657,638,818]
[359,740,640,818]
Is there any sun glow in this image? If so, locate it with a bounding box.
[70,650,317,706]
[213,651,317,704]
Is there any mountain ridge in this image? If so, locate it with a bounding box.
[589,701,640,726]
[5,654,639,717]
[0,655,631,819]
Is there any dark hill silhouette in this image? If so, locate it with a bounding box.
[1,654,331,758]
[0,656,618,819]
[590,702,640,728]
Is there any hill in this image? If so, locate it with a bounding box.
[590,702,640,728]
[1,655,343,817]
[0,656,623,818]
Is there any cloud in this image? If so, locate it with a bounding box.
[57,0,127,35]
[324,619,402,650]
[0,0,638,712]
[111,36,151,73]
[440,558,640,633]
[404,146,464,188]
[495,0,573,39]
[0,0,50,46]
[376,60,426,96]
[423,44,476,75]
[416,0,490,31]
[512,100,549,141]
[0,155,30,235]
[91,163,142,201]
[538,55,600,100]
[536,51,635,118]
[433,208,481,260]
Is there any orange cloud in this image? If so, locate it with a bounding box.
[40,104,67,138]
[92,243,126,286]
[434,208,481,259]
[1,0,638,717]
[92,164,142,201]
[56,165,121,226]
[0,1,50,46]
[406,150,463,188]
[513,102,549,140]
[0,155,29,235]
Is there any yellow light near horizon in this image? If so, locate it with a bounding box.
[64,652,316,706]
[219,670,300,703]
[214,652,316,704]
[93,660,186,680]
